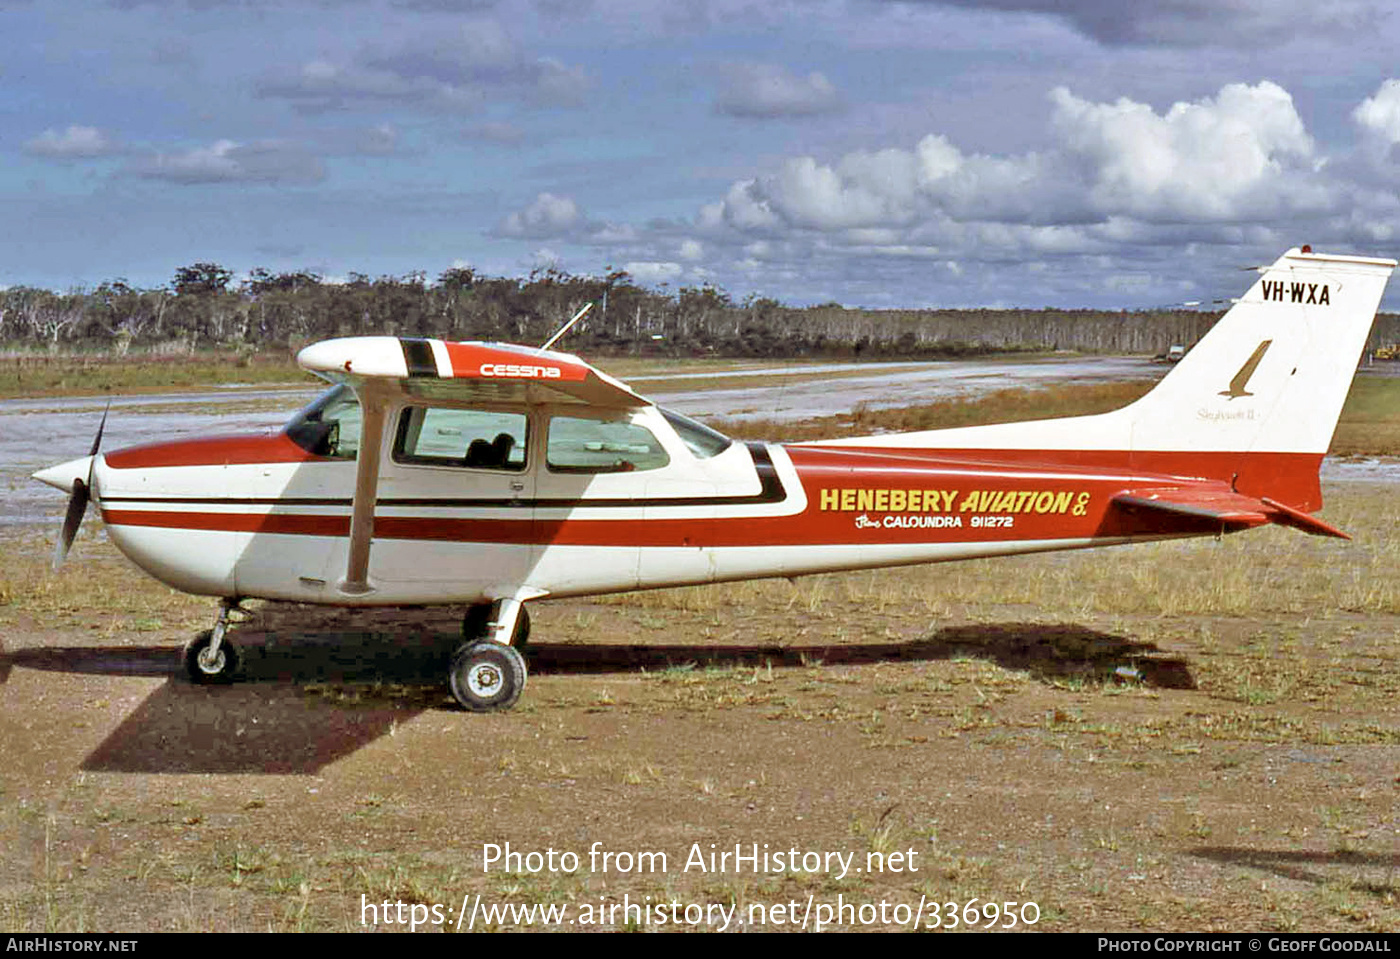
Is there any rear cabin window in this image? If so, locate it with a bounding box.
[394,407,528,471]
[546,415,669,473]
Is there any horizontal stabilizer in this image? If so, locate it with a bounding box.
[1109,489,1348,539]
[1111,489,1269,533]
[1259,496,1349,540]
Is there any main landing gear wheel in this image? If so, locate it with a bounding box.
[462,603,531,649]
[449,641,527,712]
[183,629,241,684]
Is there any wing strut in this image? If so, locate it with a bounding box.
[341,386,389,594]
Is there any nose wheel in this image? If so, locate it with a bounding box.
[184,630,241,683]
[184,599,243,684]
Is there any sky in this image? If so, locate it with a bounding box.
[5,0,1400,309]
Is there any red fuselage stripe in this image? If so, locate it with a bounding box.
[98,439,1324,546]
[99,497,1223,547]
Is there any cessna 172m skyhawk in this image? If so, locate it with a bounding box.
[32,247,1396,711]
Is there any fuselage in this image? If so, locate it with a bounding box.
[45,244,1400,608]
[59,383,1254,606]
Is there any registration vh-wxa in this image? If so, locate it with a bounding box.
[32,247,1395,710]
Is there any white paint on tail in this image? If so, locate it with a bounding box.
[814,248,1396,456]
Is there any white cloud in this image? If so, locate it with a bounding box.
[314,124,399,156]
[590,222,638,243]
[258,22,590,115]
[364,20,521,85]
[758,157,893,229]
[1049,81,1322,220]
[464,121,526,144]
[392,0,501,10]
[624,261,684,286]
[131,139,326,185]
[257,60,483,114]
[1353,78,1400,146]
[613,77,1400,305]
[699,179,781,232]
[716,63,841,118]
[531,58,592,108]
[496,192,587,238]
[23,125,120,159]
[699,80,1333,257]
[920,0,1384,48]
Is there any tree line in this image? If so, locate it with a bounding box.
[3,262,1398,358]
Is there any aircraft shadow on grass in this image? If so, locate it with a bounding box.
[0,621,1193,775]
[1192,847,1400,897]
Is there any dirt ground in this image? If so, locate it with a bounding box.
[1,484,1397,933]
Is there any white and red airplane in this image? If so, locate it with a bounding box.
[32,247,1395,710]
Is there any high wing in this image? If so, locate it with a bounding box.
[297,336,648,409]
[295,335,646,600]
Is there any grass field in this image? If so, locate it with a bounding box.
[0,479,1396,932]
[0,351,303,397]
[1331,375,1400,455]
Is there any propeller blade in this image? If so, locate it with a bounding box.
[52,478,89,569]
[88,401,110,460]
[52,403,109,570]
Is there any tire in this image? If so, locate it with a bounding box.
[448,641,527,711]
[183,630,241,684]
[462,603,531,649]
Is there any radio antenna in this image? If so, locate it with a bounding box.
[539,302,593,352]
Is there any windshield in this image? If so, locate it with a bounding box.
[660,407,732,459]
[286,383,361,459]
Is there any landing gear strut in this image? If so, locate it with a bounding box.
[462,600,530,648]
[184,598,243,684]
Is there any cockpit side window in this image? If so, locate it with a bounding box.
[286,384,362,459]
[393,406,528,471]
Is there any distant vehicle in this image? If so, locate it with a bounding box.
[1376,344,1399,360]
[33,247,1396,711]
[1167,344,1186,362]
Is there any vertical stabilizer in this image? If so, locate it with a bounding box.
[1122,248,1394,459]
